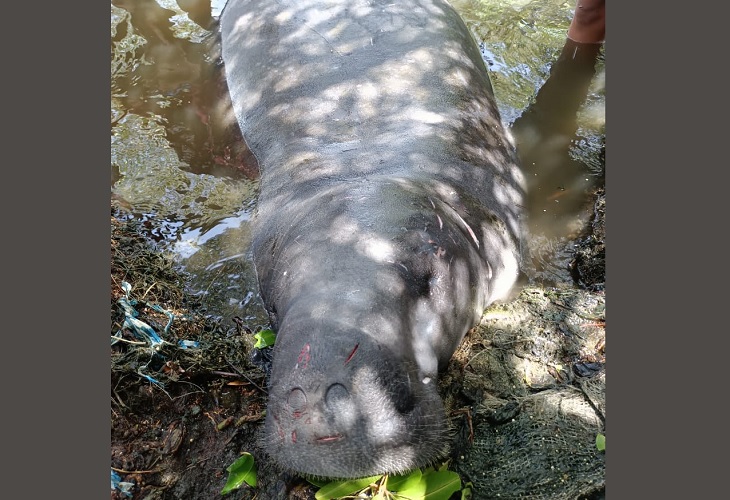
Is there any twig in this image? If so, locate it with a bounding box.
[111,336,147,346]
[111,466,161,474]
[211,370,242,378]
[141,282,158,301]
[170,381,206,400]
[226,359,268,395]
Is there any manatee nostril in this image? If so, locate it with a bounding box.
[325,383,350,409]
[287,388,307,417]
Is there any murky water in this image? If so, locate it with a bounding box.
[110,0,605,324]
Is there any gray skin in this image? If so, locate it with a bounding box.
[220,0,525,479]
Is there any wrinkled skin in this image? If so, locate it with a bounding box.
[220,0,525,479]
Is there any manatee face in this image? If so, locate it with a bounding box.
[262,328,449,478]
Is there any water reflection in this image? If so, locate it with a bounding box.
[513,39,604,236]
[110,0,605,319]
[111,0,265,324]
[509,35,605,284]
[111,0,258,180]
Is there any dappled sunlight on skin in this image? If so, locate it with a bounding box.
[360,237,395,263]
[220,0,526,478]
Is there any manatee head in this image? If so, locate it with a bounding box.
[261,322,450,479]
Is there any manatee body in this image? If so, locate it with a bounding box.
[220,0,525,479]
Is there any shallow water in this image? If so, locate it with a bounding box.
[110,0,605,324]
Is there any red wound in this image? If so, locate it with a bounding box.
[344,343,359,365]
[296,344,311,369]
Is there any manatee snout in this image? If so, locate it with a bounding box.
[262,342,449,478]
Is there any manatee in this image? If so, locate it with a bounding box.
[220,0,525,478]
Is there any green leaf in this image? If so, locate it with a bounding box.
[314,475,382,500]
[385,469,422,491]
[253,328,276,348]
[596,433,605,451]
[393,470,461,500]
[460,481,473,500]
[221,452,257,495]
